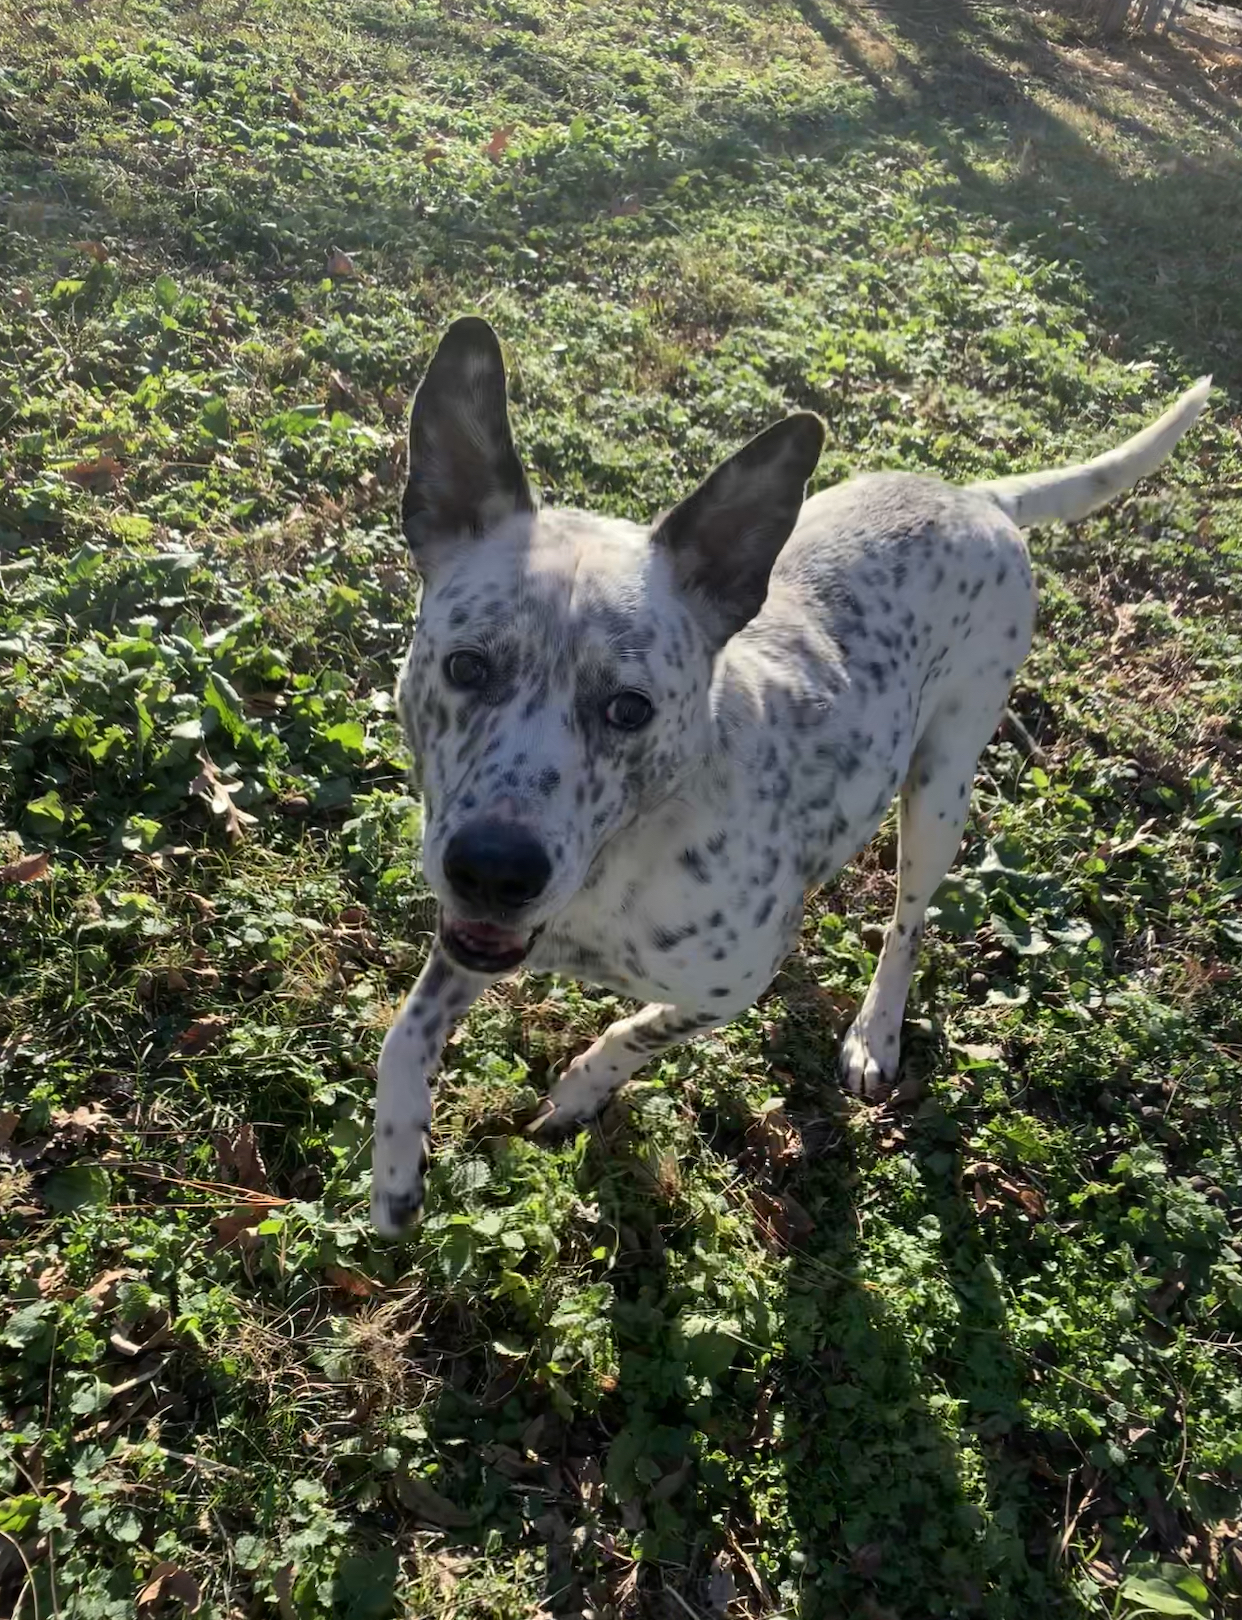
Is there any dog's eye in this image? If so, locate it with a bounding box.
[604,689,654,731]
[444,650,489,689]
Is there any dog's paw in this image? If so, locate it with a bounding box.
[525,1066,615,1142]
[524,1095,589,1144]
[370,1124,429,1238]
[838,1015,899,1100]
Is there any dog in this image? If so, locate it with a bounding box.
[369,315,1209,1236]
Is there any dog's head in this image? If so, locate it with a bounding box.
[397,317,823,975]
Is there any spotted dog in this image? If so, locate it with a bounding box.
[370,316,1209,1236]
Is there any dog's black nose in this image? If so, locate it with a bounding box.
[443,822,552,913]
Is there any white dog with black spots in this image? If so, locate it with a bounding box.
[370,316,1209,1237]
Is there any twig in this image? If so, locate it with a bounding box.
[1001,707,1047,765]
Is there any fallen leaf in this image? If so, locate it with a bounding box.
[189,750,257,844]
[0,1110,20,1147]
[706,1552,736,1614]
[66,455,123,491]
[213,1122,269,1192]
[1144,1492,1182,1549]
[86,1268,140,1309]
[35,1262,69,1297]
[484,125,514,162]
[327,368,359,411]
[324,1265,378,1298]
[958,1043,1003,1065]
[610,196,642,216]
[423,144,448,164]
[74,239,109,263]
[326,246,358,278]
[746,1100,803,1171]
[273,1566,297,1620]
[393,1471,474,1527]
[51,1104,113,1144]
[137,1561,202,1615]
[211,1197,284,1251]
[752,1188,815,1250]
[164,968,190,993]
[1013,1185,1046,1219]
[173,1014,229,1058]
[187,893,216,919]
[850,1543,886,1579]
[0,851,51,884]
[649,1457,692,1501]
[1111,602,1140,654]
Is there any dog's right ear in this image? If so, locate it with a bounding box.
[402,317,534,560]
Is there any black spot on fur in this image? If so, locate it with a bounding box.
[680,848,711,884]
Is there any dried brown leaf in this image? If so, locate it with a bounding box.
[173,1014,229,1058]
[211,1197,283,1251]
[74,239,109,263]
[850,1542,885,1579]
[746,1100,803,1171]
[327,368,359,411]
[35,1262,69,1297]
[484,125,514,162]
[324,1264,378,1298]
[326,247,358,279]
[274,1566,297,1620]
[189,750,257,843]
[213,1122,270,1191]
[393,1471,474,1527]
[752,1188,815,1251]
[86,1268,140,1308]
[137,1561,202,1614]
[0,1110,20,1147]
[66,455,123,491]
[0,851,51,884]
[51,1103,113,1144]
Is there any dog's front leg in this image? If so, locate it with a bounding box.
[371,943,490,1236]
[527,1002,731,1139]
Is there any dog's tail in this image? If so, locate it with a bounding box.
[970,377,1211,529]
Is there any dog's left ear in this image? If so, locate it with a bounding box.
[403,316,534,560]
[652,413,825,645]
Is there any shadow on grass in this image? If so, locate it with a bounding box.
[4,0,1241,394]
[791,0,1242,395]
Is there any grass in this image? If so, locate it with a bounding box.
[2,0,1242,1614]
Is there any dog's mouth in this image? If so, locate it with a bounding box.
[439,913,543,975]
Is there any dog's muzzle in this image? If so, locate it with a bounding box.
[438,819,551,973]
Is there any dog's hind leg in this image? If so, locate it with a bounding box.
[527,1002,731,1138]
[839,697,1005,1100]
